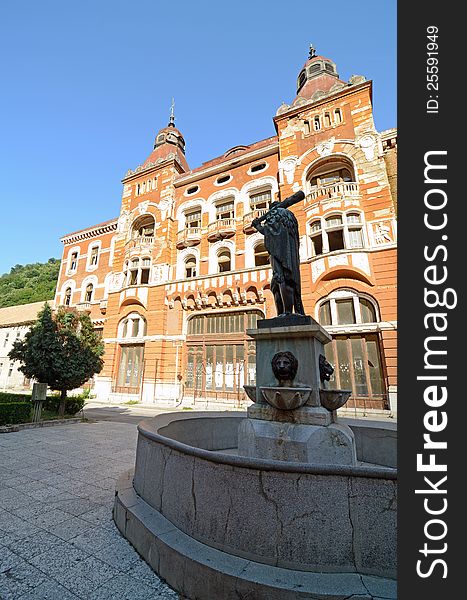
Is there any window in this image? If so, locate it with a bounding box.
[185,255,197,278]
[141,258,151,284]
[89,246,99,267]
[216,200,234,221]
[304,120,311,134]
[216,174,231,185]
[64,288,72,306]
[334,108,342,124]
[308,212,365,255]
[317,291,386,408]
[69,252,78,272]
[318,291,379,327]
[309,220,323,256]
[326,215,345,252]
[126,257,151,286]
[185,311,264,396]
[4,333,9,347]
[84,283,93,303]
[324,112,331,127]
[250,162,266,173]
[298,70,306,89]
[249,190,271,211]
[120,314,147,339]
[309,167,353,189]
[131,215,155,239]
[217,249,231,273]
[346,213,364,249]
[254,242,269,267]
[185,209,201,229]
[116,345,144,393]
[130,259,139,285]
[186,185,199,195]
[314,116,321,131]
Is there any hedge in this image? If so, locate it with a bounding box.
[0,402,31,425]
[43,396,86,415]
[0,392,32,404]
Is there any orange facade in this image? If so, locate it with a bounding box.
[55,52,397,413]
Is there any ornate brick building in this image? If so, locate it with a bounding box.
[55,49,397,412]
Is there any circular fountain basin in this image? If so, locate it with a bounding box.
[114,411,397,600]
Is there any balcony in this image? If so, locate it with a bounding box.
[176,227,202,249]
[207,218,236,241]
[243,208,268,234]
[76,302,91,313]
[126,235,154,252]
[306,182,360,207]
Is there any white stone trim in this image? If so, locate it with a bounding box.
[208,239,236,274]
[176,246,200,281]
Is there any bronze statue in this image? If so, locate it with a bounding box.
[252,190,305,317]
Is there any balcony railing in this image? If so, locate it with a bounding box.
[126,235,155,249]
[207,218,236,241]
[76,302,91,312]
[306,182,360,204]
[176,227,202,249]
[243,208,268,233]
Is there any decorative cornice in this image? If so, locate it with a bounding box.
[60,221,118,245]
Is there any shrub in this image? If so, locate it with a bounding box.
[0,392,32,404]
[43,394,86,415]
[0,402,31,425]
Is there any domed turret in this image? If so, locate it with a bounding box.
[294,44,346,100]
[140,99,189,172]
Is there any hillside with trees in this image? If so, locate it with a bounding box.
[0,259,60,308]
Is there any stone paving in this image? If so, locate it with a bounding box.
[0,421,180,600]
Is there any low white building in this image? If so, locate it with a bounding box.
[0,301,50,391]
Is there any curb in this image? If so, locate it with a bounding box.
[0,417,84,434]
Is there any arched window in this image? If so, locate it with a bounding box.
[119,313,147,339]
[334,108,342,124]
[314,116,321,131]
[254,242,269,267]
[85,284,93,303]
[324,112,331,127]
[308,212,365,255]
[126,257,151,286]
[309,220,323,256]
[185,255,197,279]
[218,249,231,273]
[64,288,72,306]
[131,215,155,240]
[317,290,386,408]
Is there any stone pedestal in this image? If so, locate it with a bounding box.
[239,315,357,466]
[238,418,357,465]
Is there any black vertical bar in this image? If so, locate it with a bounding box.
[398,2,461,597]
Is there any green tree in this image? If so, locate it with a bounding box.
[0,259,60,308]
[8,304,104,416]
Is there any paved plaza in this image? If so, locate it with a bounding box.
[0,421,180,600]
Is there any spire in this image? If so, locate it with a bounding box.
[168,97,175,127]
[308,43,316,59]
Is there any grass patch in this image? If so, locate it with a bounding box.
[124,400,140,405]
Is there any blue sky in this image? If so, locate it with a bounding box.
[0,0,396,276]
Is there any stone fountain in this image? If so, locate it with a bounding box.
[239,314,355,465]
[113,191,397,599]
